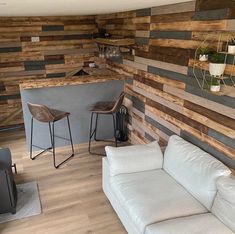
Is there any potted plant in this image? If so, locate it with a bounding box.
[210,77,221,92]
[228,38,235,54]
[208,52,226,77]
[197,47,213,61]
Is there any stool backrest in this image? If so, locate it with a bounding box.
[27,102,54,122]
[111,92,125,113]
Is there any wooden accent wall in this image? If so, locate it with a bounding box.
[96,0,235,168]
[0,16,97,128]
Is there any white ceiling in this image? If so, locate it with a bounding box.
[0,0,192,17]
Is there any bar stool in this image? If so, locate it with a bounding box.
[27,103,74,169]
[88,92,125,155]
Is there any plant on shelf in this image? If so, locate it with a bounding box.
[228,38,235,54]
[208,52,226,77]
[197,47,214,62]
[209,77,221,92]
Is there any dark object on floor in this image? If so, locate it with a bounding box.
[116,105,128,142]
[0,148,17,214]
[88,92,125,155]
[27,102,74,169]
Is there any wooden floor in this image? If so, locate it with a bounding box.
[0,129,126,234]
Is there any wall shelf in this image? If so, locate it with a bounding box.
[94,38,135,46]
[192,32,235,96]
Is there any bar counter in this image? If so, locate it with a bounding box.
[20,68,124,90]
[20,68,125,150]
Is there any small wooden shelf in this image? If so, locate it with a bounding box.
[94,38,135,46]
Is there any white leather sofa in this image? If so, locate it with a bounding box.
[103,135,235,234]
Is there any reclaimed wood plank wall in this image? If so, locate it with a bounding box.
[0,15,97,128]
[96,0,235,168]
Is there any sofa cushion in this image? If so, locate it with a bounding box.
[163,135,231,210]
[212,176,235,232]
[105,141,163,176]
[145,213,234,234]
[110,169,207,234]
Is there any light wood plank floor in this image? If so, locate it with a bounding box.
[0,129,126,234]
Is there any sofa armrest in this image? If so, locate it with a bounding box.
[105,141,163,176]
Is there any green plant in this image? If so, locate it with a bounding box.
[209,52,225,64]
[228,38,235,46]
[210,78,220,86]
[197,47,214,55]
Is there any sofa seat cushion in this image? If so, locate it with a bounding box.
[145,213,234,234]
[110,169,207,234]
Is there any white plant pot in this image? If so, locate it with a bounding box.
[228,45,235,54]
[199,54,208,62]
[210,85,220,92]
[209,63,226,77]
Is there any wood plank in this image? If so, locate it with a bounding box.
[133,81,184,111]
[151,12,194,23]
[151,1,196,15]
[132,16,151,24]
[146,98,208,134]
[184,100,235,130]
[149,38,219,49]
[135,56,188,75]
[150,20,228,31]
[135,30,150,38]
[135,46,193,66]
[195,0,235,11]
[163,84,235,119]
[123,59,148,71]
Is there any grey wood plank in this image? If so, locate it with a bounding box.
[150,31,192,40]
[193,8,230,20]
[151,1,196,15]
[136,8,151,17]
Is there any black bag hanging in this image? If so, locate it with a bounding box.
[116,105,128,142]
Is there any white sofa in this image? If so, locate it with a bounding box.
[103,135,235,234]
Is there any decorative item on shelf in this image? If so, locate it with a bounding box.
[197,47,213,62]
[95,38,135,59]
[228,38,235,54]
[210,77,221,92]
[208,52,226,77]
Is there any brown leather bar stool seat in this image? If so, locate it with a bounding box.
[88,92,125,155]
[91,101,116,113]
[27,103,74,169]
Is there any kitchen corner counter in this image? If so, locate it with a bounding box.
[20,68,124,90]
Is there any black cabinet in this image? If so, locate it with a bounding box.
[0,148,17,214]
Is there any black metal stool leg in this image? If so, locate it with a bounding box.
[67,116,74,155]
[112,114,118,147]
[94,113,99,141]
[30,117,34,160]
[88,112,94,154]
[51,120,74,169]
[51,122,57,168]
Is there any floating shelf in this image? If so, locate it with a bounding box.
[94,38,135,46]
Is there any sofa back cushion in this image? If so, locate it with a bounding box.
[212,176,235,232]
[105,141,163,176]
[163,135,231,210]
